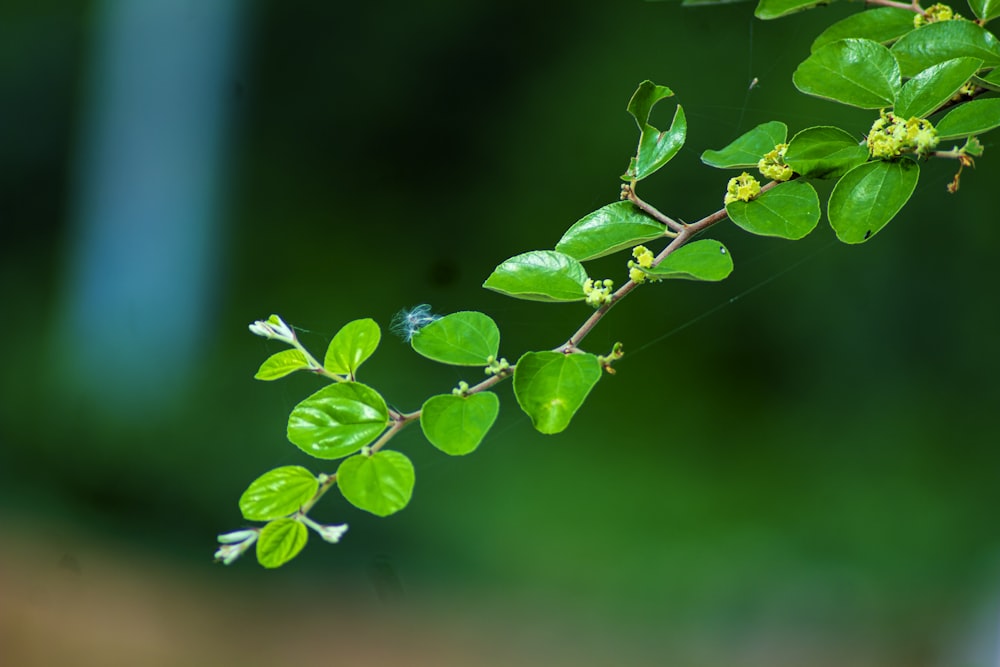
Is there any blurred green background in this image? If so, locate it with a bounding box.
[2,1,1000,665]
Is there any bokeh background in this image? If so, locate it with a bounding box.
[2,1,999,665]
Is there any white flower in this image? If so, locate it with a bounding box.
[301,516,349,543]
[248,315,296,343]
[214,529,259,565]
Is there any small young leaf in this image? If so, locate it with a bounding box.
[969,0,1000,21]
[410,311,501,366]
[810,8,915,52]
[894,57,983,119]
[784,126,869,180]
[701,121,788,169]
[828,159,919,243]
[623,80,687,181]
[793,38,901,109]
[555,201,667,261]
[256,518,308,569]
[337,450,415,517]
[725,180,821,240]
[287,382,389,459]
[239,466,319,521]
[255,349,310,381]
[934,98,1000,140]
[420,392,500,456]
[890,21,1000,78]
[513,351,602,435]
[754,0,826,19]
[643,240,733,282]
[324,318,381,376]
[483,250,588,302]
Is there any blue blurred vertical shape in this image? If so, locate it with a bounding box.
[52,0,242,418]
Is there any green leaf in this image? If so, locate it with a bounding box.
[256,518,308,569]
[784,126,869,179]
[287,382,389,459]
[755,0,829,19]
[969,0,1000,21]
[828,159,919,243]
[643,240,733,282]
[483,250,588,302]
[934,97,1000,139]
[793,38,901,108]
[254,349,310,381]
[513,351,602,435]
[239,466,319,521]
[972,68,1000,92]
[725,180,822,240]
[420,392,500,456]
[891,21,1000,78]
[324,318,380,376]
[623,80,687,181]
[555,201,667,261]
[811,8,915,52]
[701,121,788,169]
[337,450,415,517]
[894,57,983,119]
[410,311,500,366]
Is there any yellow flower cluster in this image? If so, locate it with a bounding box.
[867,111,939,159]
[583,278,614,307]
[758,143,793,182]
[627,245,655,283]
[724,172,761,205]
[914,3,961,26]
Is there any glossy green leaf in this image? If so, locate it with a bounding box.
[642,240,733,282]
[969,0,1000,21]
[755,0,828,19]
[623,80,687,181]
[793,39,901,108]
[254,349,310,381]
[828,159,919,243]
[410,311,500,366]
[324,318,380,376]
[891,21,1000,78]
[935,98,1000,139]
[513,351,602,435]
[972,68,1000,92]
[784,126,869,179]
[725,180,821,240]
[337,450,415,517]
[894,57,983,119]
[239,466,319,521]
[420,392,500,456]
[483,250,588,302]
[701,121,787,169]
[811,8,915,52]
[555,201,667,261]
[256,518,308,569]
[287,382,389,459]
